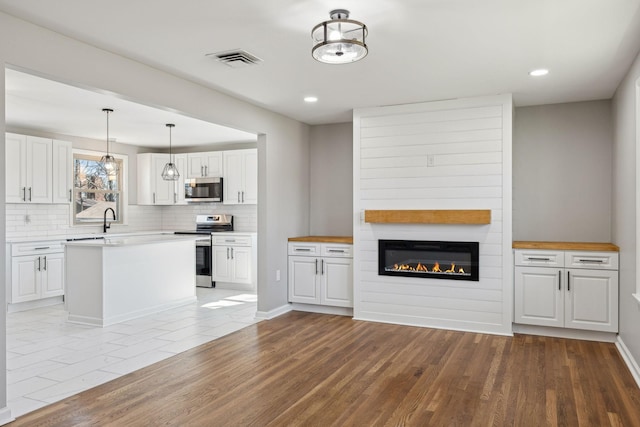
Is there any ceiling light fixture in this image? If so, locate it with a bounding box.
[529,68,549,77]
[304,96,318,103]
[161,124,180,181]
[101,108,119,174]
[312,9,368,64]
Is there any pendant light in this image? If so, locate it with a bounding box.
[161,123,180,181]
[312,9,368,64]
[100,108,119,174]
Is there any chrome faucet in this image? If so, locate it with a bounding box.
[103,208,116,233]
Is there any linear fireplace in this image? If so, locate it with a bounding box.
[378,240,479,281]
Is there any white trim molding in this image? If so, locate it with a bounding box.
[616,335,640,389]
[254,304,292,320]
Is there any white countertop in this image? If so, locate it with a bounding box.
[63,234,202,247]
[8,230,256,244]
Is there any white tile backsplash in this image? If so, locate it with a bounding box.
[6,203,257,240]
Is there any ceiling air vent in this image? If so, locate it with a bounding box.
[207,49,263,68]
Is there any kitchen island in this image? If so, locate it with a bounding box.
[64,234,200,327]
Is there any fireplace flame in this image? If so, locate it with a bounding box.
[390,260,468,275]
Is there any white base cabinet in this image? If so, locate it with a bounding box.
[288,242,353,308]
[8,240,65,305]
[211,233,257,291]
[514,249,618,333]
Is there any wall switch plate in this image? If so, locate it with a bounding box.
[276,270,281,281]
[427,155,435,167]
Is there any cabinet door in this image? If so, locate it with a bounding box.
[204,152,223,177]
[52,139,73,204]
[186,154,205,178]
[174,154,187,204]
[27,136,53,203]
[6,133,27,203]
[514,266,563,327]
[288,256,319,304]
[41,253,65,298]
[320,257,353,307]
[231,246,252,284]
[565,269,618,332]
[212,246,233,282]
[223,151,243,205]
[11,256,39,303]
[242,150,257,204]
[152,154,174,205]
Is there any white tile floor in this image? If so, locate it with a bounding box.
[6,288,259,418]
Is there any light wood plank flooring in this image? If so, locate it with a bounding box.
[9,311,640,426]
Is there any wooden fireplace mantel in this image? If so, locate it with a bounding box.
[364,209,491,225]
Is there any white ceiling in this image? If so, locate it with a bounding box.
[2,0,640,145]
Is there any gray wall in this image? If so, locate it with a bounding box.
[513,101,613,241]
[613,47,640,375]
[309,122,353,236]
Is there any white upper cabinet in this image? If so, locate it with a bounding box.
[223,149,257,205]
[52,139,73,204]
[6,133,67,204]
[137,153,175,205]
[186,152,223,178]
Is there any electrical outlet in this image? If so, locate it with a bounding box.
[276,270,281,281]
[427,155,435,167]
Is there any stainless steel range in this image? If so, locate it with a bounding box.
[175,214,233,287]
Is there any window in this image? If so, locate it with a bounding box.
[73,151,126,225]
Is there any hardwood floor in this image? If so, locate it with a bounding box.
[9,311,640,426]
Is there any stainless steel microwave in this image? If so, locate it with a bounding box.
[184,177,223,203]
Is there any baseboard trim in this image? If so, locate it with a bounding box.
[255,304,292,320]
[290,303,353,317]
[512,323,617,342]
[616,336,640,389]
[0,406,14,426]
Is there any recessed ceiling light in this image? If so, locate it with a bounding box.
[304,96,318,103]
[529,68,549,77]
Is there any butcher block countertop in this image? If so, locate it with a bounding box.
[288,236,353,244]
[513,241,619,252]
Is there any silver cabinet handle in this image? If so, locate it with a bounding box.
[201,165,204,177]
[558,270,561,290]
[227,247,230,259]
[43,256,47,271]
[328,249,345,253]
[205,165,208,176]
[527,257,551,261]
[34,247,51,250]
[295,248,311,252]
[237,192,240,203]
[153,193,156,204]
[241,191,244,203]
[578,259,604,263]
[37,256,41,271]
[567,271,570,291]
[28,187,32,201]
[315,259,318,275]
[321,259,324,275]
[174,193,177,204]
[225,239,236,243]
[22,187,26,201]
[69,189,72,203]
[230,247,234,259]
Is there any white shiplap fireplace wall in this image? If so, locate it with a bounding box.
[353,94,513,335]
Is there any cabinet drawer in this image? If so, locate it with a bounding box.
[288,242,320,256]
[321,244,353,258]
[11,240,64,256]
[565,251,618,270]
[211,235,251,246]
[514,250,564,267]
